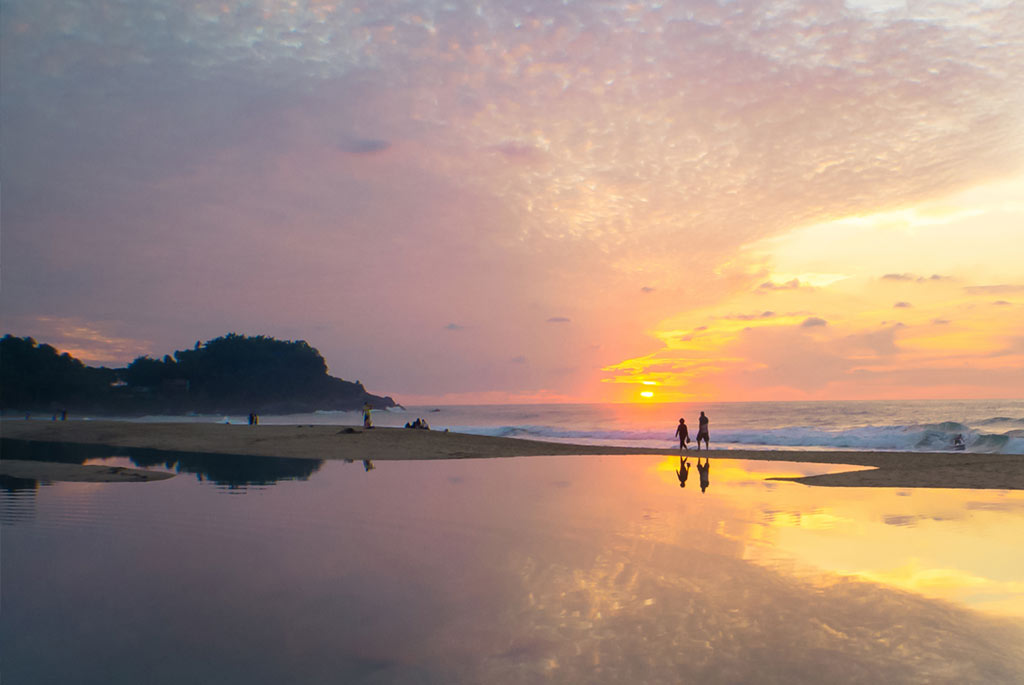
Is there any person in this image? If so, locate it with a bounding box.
[697,456,710,493]
[696,411,710,450]
[953,433,965,450]
[362,402,373,429]
[60,409,67,421]
[362,459,375,471]
[676,456,690,488]
[675,418,690,451]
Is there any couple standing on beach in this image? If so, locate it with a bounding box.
[675,412,709,451]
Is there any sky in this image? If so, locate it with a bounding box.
[2,0,1022,404]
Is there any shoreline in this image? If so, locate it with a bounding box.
[2,420,1022,490]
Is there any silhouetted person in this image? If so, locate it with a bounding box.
[676,456,690,488]
[696,411,709,450]
[362,459,375,471]
[953,433,965,449]
[362,403,373,429]
[60,409,67,421]
[248,413,254,425]
[675,418,690,451]
[697,456,710,493]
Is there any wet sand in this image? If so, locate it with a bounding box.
[2,420,1021,489]
[0,459,175,483]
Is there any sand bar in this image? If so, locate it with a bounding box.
[3,420,1022,490]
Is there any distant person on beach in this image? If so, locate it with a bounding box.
[362,403,373,429]
[697,456,710,493]
[696,411,710,450]
[675,418,690,451]
[362,459,375,471]
[676,456,690,488]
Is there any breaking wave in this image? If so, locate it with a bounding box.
[451,421,1024,454]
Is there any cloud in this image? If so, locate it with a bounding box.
[932,318,951,325]
[894,302,913,308]
[491,143,544,162]
[843,325,902,357]
[3,0,1023,401]
[757,279,806,293]
[965,285,1024,295]
[801,317,828,328]
[510,355,527,364]
[728,311,777,321]
[339,138,391,155]
[641,286,655,293]
[993,300,1012,306]
[546,317,571,323]
[444,323,465,331]
[882,273,953,283]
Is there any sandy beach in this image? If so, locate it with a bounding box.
[3,419,1022,490]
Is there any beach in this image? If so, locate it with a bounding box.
[3,419,1021,490]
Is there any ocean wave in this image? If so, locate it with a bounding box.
[974,416,1024,427]
[450,423,1024,454]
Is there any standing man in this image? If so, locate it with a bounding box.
[696,411,710,450]
[675,417,690,452]
[362,402,374,428]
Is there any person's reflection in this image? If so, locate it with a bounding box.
[362,459,375,472]
[697,455,711,493]
[676,457,690,488]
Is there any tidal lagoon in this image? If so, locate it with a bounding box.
[3,445,1023,684]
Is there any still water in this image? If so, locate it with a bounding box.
[3,451,1023,684]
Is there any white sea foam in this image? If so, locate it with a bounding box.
[448,421,1024,454]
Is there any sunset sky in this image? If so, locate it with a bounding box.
[2,0,1022,404]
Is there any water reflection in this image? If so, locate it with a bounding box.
[697,455,710,493]
[651,456,1024,618]
[1,438,323,489]
[2,454,1022,684]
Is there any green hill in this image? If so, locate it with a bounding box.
[0,333,397,415]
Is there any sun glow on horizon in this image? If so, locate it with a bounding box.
[600,176,1024,403]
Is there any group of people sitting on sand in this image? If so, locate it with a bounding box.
[404,418,431,430]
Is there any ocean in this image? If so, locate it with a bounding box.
[127,399,1024,454]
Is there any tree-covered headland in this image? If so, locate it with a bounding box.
[0,333,397,415]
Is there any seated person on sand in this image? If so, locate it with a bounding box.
[697,456,710,493]
[676,457,690,488]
